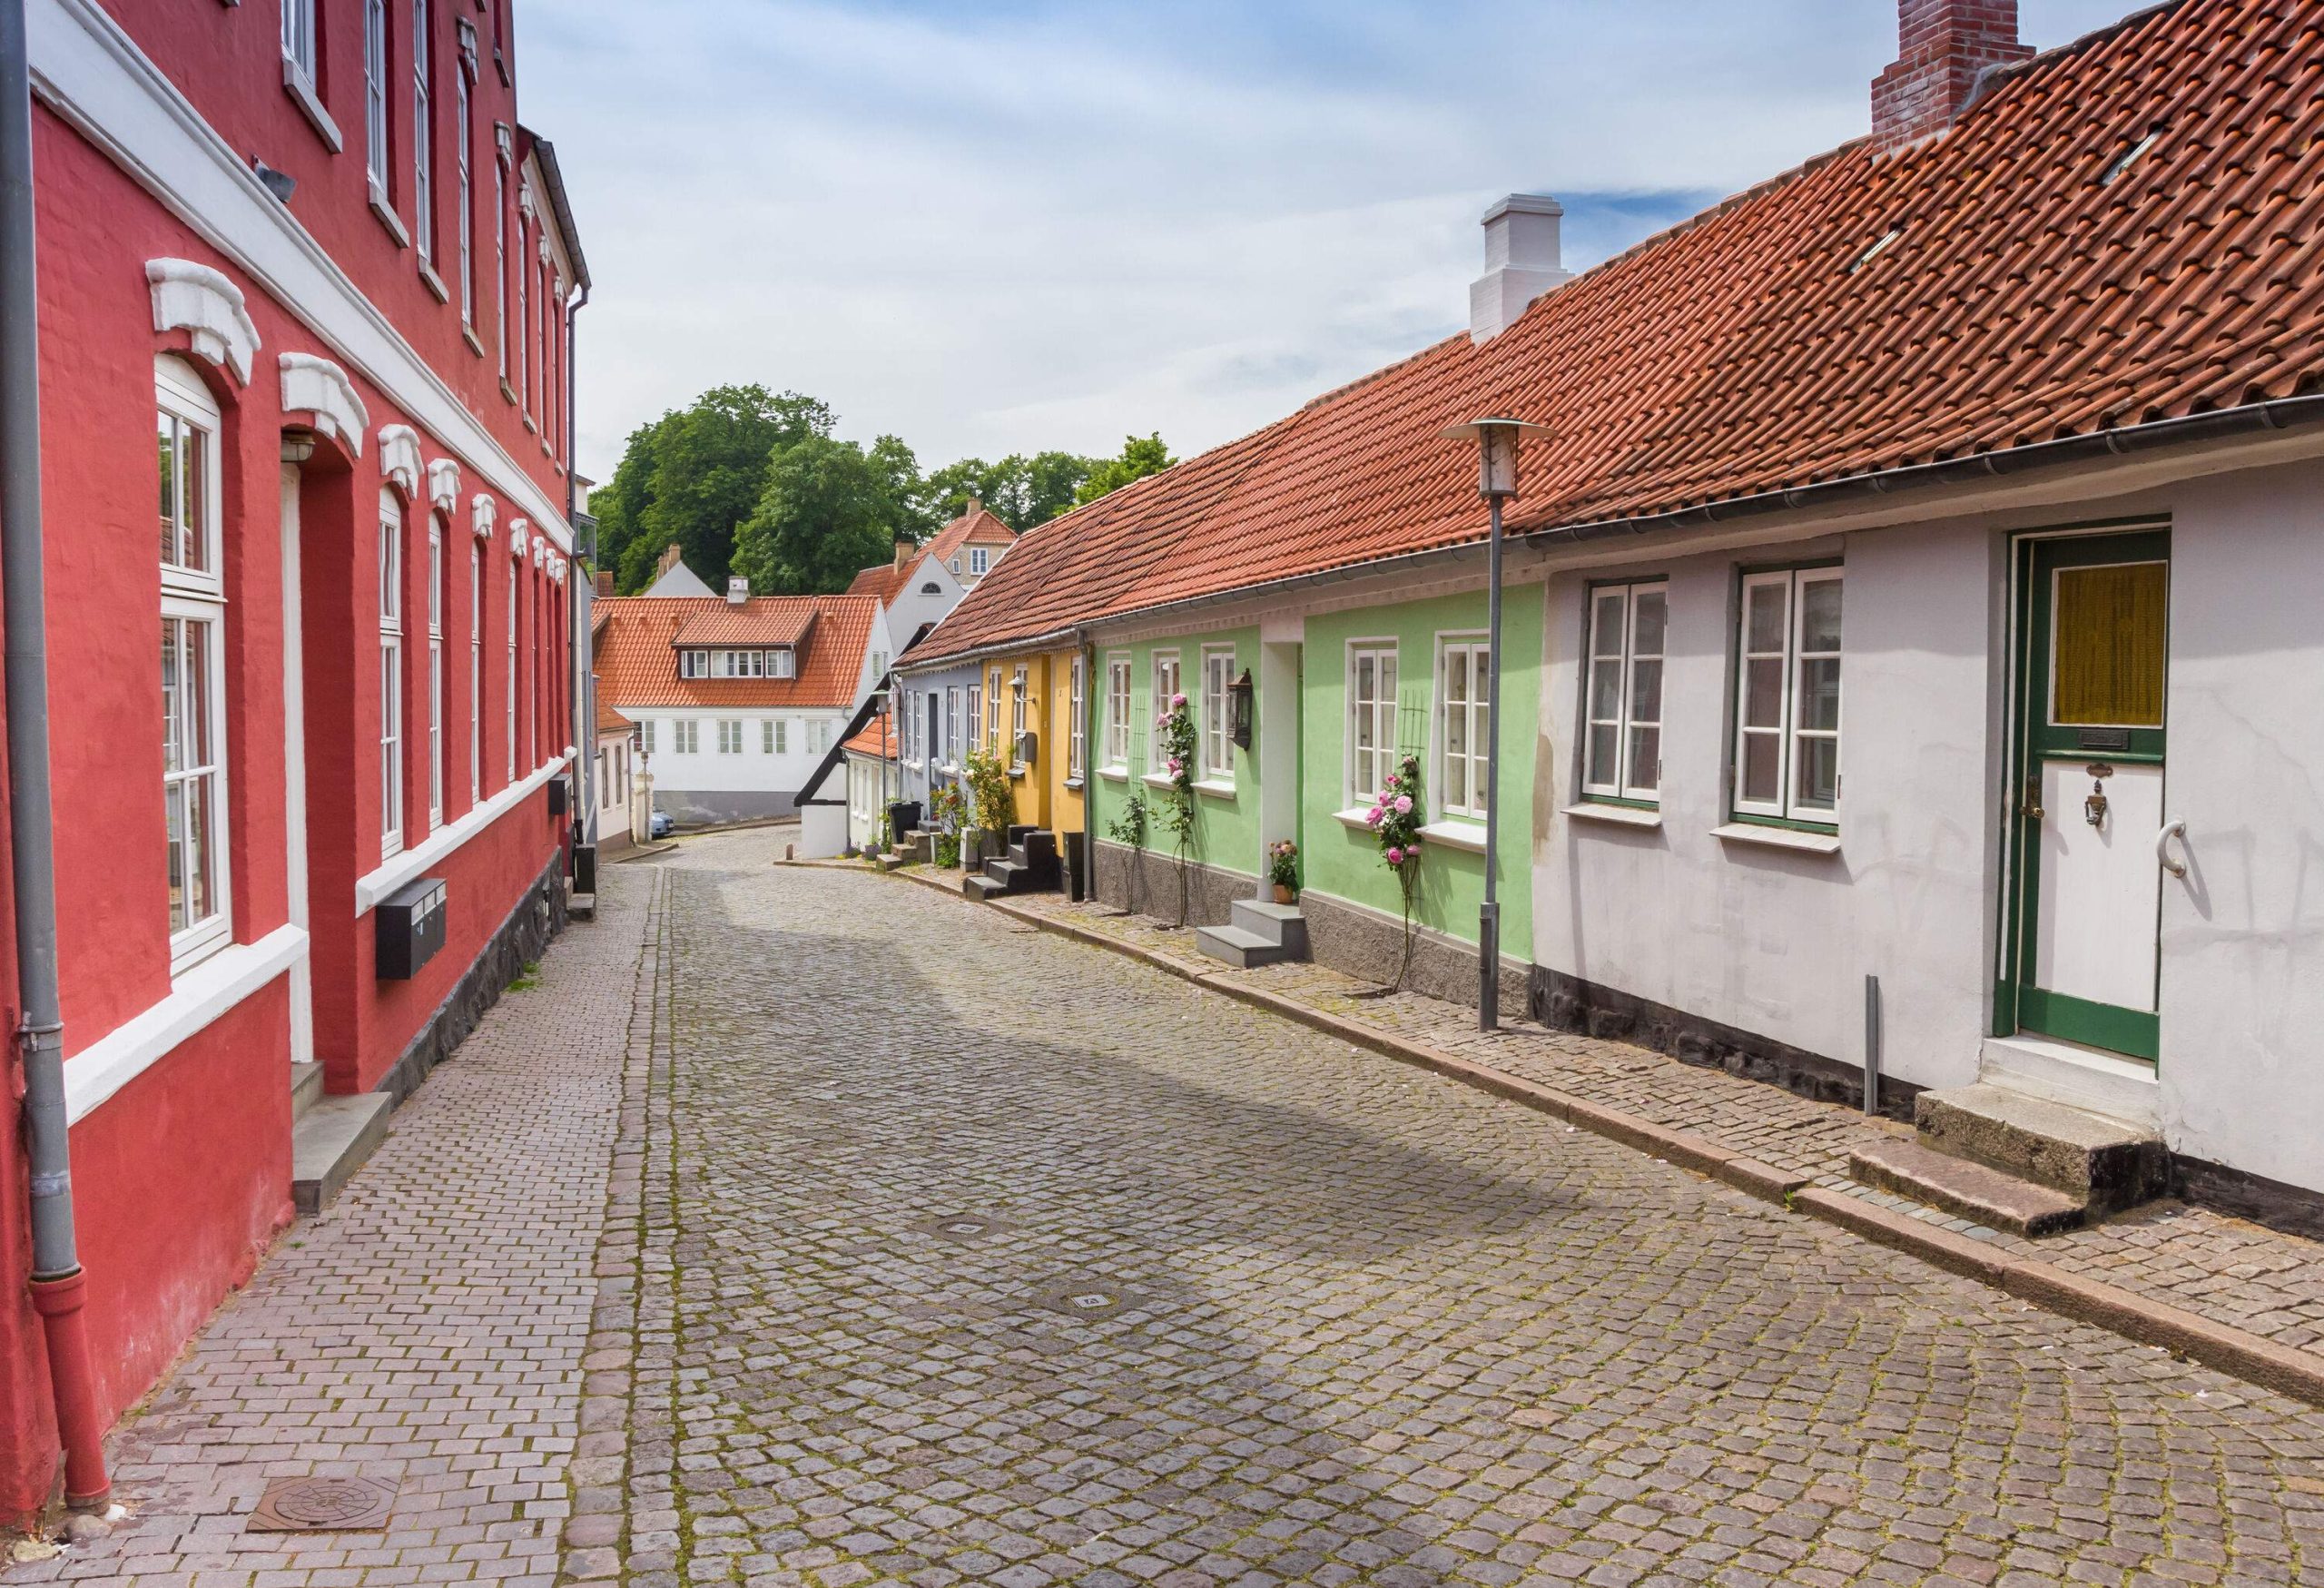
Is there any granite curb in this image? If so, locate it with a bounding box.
[900,870,2324,1411]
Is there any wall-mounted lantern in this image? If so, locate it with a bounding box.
[1229,669,1255,749]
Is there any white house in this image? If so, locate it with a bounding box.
[594,570,881,826]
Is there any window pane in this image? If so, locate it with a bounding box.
[2052,561,2165,727]
[1380,655,1396,705]
[1744,658,1783,729]
[1445,650,1468,708]
[1592,592,1626,658]
[183,618,212,768]
[161,619,182,773]
[1799,577,1843,652]
[182,426,207,573]
[1630,657,1663,726]
[1742,732,1780,804]
[1747,581,1787,653]
[1796,736,1838,811]
[183,773,212,927]
[1632,590,1667,656]
[1627,725,1660,793]
[165,781,187,933]
[1588,725,1618,784]
[1588,656,1620,721]
[1797,657,1841,732]
[1446,685,1469,758]
[157,413,177,564]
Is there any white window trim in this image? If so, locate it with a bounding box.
[1433,632,1491,823]
[1344,638,1398,807]
[455,68,474,328]
[468,542,480,804]
[354,752,572,912]
[66,924,309,1126]
[969,546,990,576]
[1009,666,1029,768]
[363,0,389,198]
[1149,649,1180,772]
[412,0,434,264]
[1199,645,1236,785]
[162,587,231,973]
[1104,653,1131,771]
[1581,581,1668,805]
[504,559,516,784]
[1732,566,1844,827]
[379,488,406,860]
[1068,654,1086,781]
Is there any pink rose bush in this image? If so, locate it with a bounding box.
[1368,753,1425,876]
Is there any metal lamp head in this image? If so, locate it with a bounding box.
[1441,416,1550,500]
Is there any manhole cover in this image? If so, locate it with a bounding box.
[907,1213,1016,1243]
[250,1475,398,1533]
[1026,1277,1143,1320]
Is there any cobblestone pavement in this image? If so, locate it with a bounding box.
[998,891,2324,1362]
[6,863,663,1588]
[623,833,2324,1588]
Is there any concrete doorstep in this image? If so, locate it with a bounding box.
[880,864,2324,1411]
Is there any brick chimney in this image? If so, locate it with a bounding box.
[893,538,912,570]
[1870,0,2031,153]
[594,569,613,598]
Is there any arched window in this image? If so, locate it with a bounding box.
[158,356,230,970]
[380,488,406,858]
[428,511,445,828]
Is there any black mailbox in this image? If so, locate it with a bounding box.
[572,843,596,893]
[376,877,447,980]
[547,775,570,815]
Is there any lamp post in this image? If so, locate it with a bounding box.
[1440,417,1548,1030]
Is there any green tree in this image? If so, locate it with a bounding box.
[596,385,832,592]
[1074,433,1175,508]
[921,450,1096,529]
[865,433,940,546]
[730,435,900,596]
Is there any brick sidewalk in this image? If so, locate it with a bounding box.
[6,863,664,1587]
[988,887,2324,1369]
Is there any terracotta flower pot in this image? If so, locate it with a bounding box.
[1272,883,1295,905]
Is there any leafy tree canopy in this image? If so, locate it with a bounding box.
[1074,433,1176,508]
[589,382,1173,595]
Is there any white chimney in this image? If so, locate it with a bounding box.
[1469,193,1572,344]
[726,575,748,607]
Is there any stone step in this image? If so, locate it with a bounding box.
[1229,898,1309,957]
[290,1060,324,1122]
[1915,1083,2167,1212]
[1195,923,1297,970]
[963,873,1004,902]
[1849,1137,2087,1238]
[291,1092,394,1217]
[1979,1033,2160,1127]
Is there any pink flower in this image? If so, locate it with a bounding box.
[1156,712,1168,726]
[1384,846,1403,865]
[1394,794,1413,814]
[1171,692,1187,708]
[1384,774,1400,790]
[1364,808,1383,827]
[1166,757,1181,773]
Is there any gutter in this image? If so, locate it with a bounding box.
[0,0,106,1510]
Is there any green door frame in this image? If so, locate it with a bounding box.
[1995,526,2169,1060]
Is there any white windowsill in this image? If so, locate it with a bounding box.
[1098,766,1128,782]
[1334,806,1376,832]
[354,752,572,912]
[419,261,449,303]
[461,324,486,358]
[65,923,308,1125]
[281,61,341,151]
[1419,819,1488,853]
[1192,778,1236,800]
[1713,821,1841,854]
[368,185,409,247]
[1564,802,1663,830]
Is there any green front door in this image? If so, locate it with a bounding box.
[2003,529,2170,1060]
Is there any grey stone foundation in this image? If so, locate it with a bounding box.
[1091,840,1529,1011]
[375,852,569,1104]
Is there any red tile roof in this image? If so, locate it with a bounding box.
[844,562,912,603]
[847,504,1015,611]
[596,694,630,735]
[908,0,2324,665]
[595,595,875,710]
[842,712,896,758]
[669,606,818,649]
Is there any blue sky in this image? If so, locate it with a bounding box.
[523,1,2137,481]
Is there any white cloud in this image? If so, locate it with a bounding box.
[524,0,2145,478]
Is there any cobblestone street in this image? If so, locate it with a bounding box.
[16,829,2324,1586]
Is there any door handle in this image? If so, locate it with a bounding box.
[2156,818,2187,879]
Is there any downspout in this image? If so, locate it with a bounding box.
[0,0,108,1510]
[565,284,589,851]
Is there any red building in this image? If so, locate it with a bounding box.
[0,0,587,1520]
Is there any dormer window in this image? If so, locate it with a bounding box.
[969,547,990,577]
[678,647,798,680]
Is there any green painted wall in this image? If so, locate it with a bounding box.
[1299,587,1539,961]
[1088,626,1265,880]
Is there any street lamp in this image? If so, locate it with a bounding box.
[1440,416,1549,1030]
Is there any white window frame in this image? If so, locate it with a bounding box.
[776,718,789,755]
[1733,566,1844,826]
[969,546,990,577]
[494,158,508,382]
[363,0,389,197]
[1435,634,1492,823]
[641,719,655,755]
[966,684,981,755]
[379,489,406,860]
[944,686,961,767]
[1009,666,1029,764]
[718,719,742,755]
[674,719,699,755]
[427,514,444,829]
[158,360,231,972]
[468,543,480,804]
[412,0,434,264]
[1068,655,1086,780]
[1199,646,1235,784]
[281,0,318,86]
[504,559,516,782]
[1345,641,1399,805]
[1149,651,1180,770]
[1581,581,1668,805]
[761,719,773,755]
[456,67,475,328]
[1105,655,1131,770]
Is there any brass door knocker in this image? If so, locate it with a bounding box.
[2083,762,2114,829]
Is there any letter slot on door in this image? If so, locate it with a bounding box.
[376,877,447,980]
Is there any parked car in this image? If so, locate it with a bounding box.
[650,809,675,840]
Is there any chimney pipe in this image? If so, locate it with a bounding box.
[965,494,982,517]
[893,538,911,570]
[726,575,748,607]
[1468,194,1571,344]
[1870,0,2031,153]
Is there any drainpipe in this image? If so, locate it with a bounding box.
[565,285,589,850]
[0,0,109,1510]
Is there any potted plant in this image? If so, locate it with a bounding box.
[1267,839,1300,905]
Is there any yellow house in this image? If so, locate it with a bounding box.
[974,643,1090,884]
